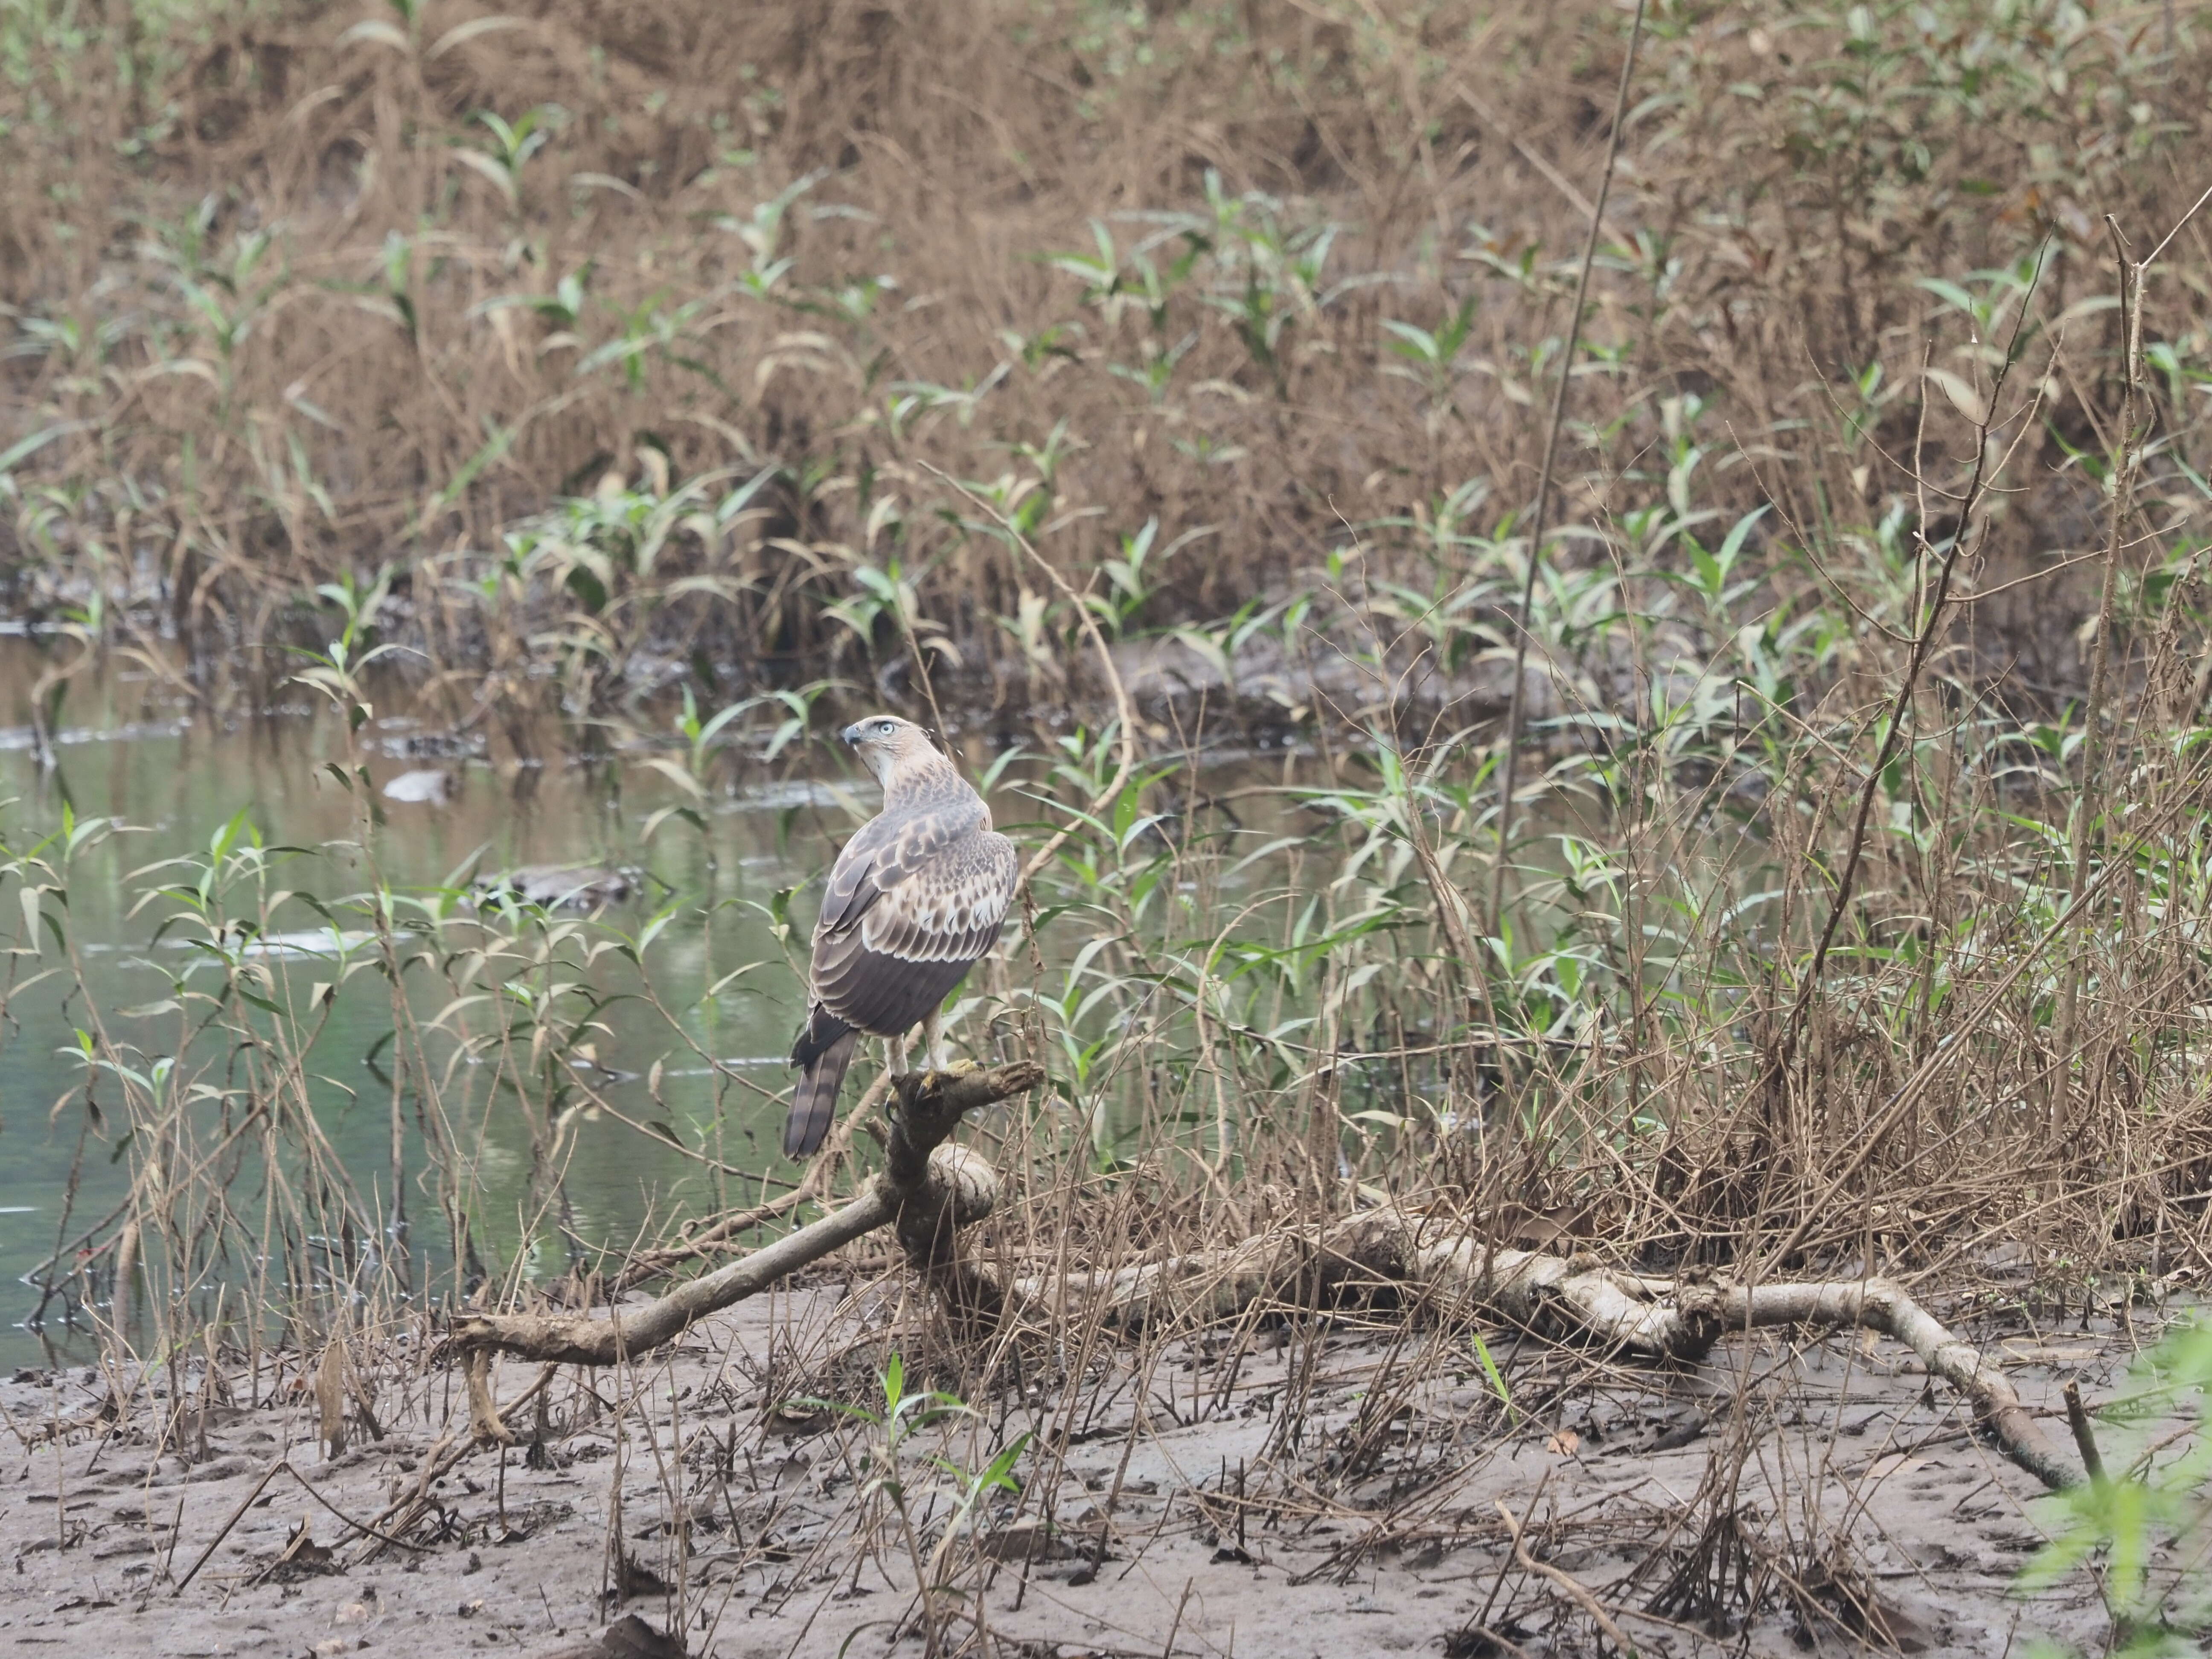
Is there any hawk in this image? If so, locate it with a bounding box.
[784,715,1018,1158]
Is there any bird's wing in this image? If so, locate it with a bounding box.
[810,829,1017,1035]
[815,799,982,940]
[857,830,1018,963]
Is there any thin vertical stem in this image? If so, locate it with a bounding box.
[2054,221,2142,1146]
[1488,0,1646,937]
[1778,262,2045,1083]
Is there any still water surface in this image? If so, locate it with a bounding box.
[0,652,934,1365]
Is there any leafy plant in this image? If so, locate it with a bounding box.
[2019,1322,2212,1656]
[800,1354,1030,1653]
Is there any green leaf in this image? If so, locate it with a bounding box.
[976,1431,1031,1493]
[882,1352,905,1417]
[0,420,94,475]
[1470,1330,1517,1426]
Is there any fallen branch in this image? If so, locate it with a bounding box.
[605,1065,900,1293]
[1702,1278,2076,1492]
[1000,1205,2079,1490]
[449,1062,1040,1366]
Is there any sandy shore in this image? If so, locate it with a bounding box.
[0,1281,2151,1657]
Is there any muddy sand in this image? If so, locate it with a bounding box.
[0,1281,2163,1657]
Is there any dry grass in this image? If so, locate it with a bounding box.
[2,1,2203,723]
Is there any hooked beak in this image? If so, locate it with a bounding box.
[840,722,864,748]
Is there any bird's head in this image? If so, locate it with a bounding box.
[841,714,938,786]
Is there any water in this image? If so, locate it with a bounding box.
[0,649,896,1365]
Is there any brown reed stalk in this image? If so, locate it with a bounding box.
[1488,0,1647,938]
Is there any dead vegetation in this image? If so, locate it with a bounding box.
[4,0,2209,730]
[457,1063,2084,1495]
[0,1202,2174,1656]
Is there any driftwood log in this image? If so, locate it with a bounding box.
[602,1066,913,1293]
[996,1205,2076,1490]
[452,1065,2078,1490]
[448,1061,1040,1366]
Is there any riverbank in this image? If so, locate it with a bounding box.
[0,1271,2176,1657]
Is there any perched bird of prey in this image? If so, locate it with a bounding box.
[785,716,1018,1158]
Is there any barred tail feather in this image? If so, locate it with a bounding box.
[785,1028,859,1158]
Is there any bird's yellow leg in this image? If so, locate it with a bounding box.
[920,1010,977,1080]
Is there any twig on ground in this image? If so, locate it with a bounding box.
[170,1452,287,1595]
[1496,1497,1638,1655]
